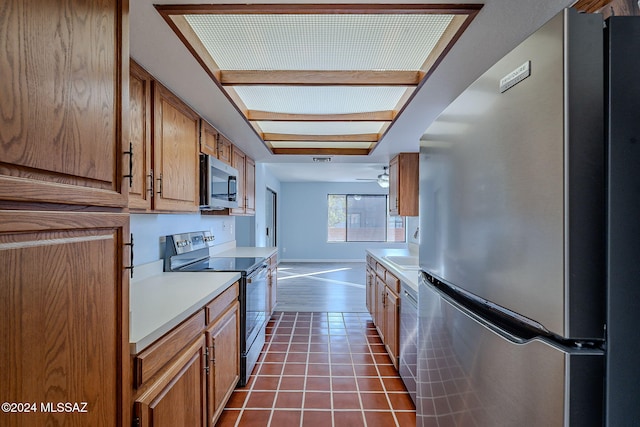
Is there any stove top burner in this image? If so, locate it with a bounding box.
[178,257,266,273]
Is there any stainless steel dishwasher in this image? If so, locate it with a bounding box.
[399,281,418,403]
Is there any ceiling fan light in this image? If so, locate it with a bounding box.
[377,173,389,188]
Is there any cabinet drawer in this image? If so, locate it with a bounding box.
[385,271,401,294]
[269,253,278,267]
[376,262,387,280]
[134,310,206,387]
[206,282,239,325]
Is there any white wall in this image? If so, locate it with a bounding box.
[130,213,235,265]
[236,163,282,247]
[280,181,409,261]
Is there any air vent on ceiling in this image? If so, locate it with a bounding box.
[312,157,332,163]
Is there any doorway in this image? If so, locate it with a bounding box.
[265,187,277,247]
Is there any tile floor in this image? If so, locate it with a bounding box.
[215,311,416,427]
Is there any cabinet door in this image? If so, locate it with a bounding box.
[245,156,256,215]
[200,120,218,158]
[388,155,400,216]
[129,61,153,211]
[230,146,246,215]
[384,288,400,369]
[267,265,277,316]
[206,303,240,424]
[135,337,207,427]
[375,276,386,341]
[0,211,130,427]
[0,0,128,208]
[152,82,200,212]
[365,266,375,316]
[217,135,233,166]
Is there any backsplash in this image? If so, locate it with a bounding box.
[130,213,235,265]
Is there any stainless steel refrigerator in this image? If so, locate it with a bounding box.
[418,8,639,426]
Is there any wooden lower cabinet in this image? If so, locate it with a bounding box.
[206,302,240,424]
[366,255,401,370]
[135,336,207,427]
[267,253,278,316]
[0,211,130,427]
[133,283,239,427]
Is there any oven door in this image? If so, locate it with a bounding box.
[245,264,268,346]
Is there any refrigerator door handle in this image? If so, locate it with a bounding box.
[420,271,604,353]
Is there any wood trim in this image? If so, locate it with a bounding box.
[271,147,370,155]
[156,4,484,15]
[247,110,394,122]
[572,0,614,13]
[221,70,420,86]
[263,133,379,142]
[170,15,222,81]
[420,15,467,73]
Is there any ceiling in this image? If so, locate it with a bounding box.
[130,0,577,183]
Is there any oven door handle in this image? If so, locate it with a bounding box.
[247,264,268,283]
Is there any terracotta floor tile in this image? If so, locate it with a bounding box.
[351,353,374,364]
[364,410,397,427]
[373,353,393,364]
[329,342,351,353]
[236,409,272,426]
[252,376,280,391]
[330,353,352,364]
[308,352,329,364]
[214,409,240,427]
[282,363,307,376]
[377,364,400,377]
[331,377,357,392]
[267,343,289,352]
[369,343,387,354]
[301,410,333,426]
[331,364,355,377]
[388,392,417,411]
[275,391,304,409]
[286,352,308,363]
[348,343,371,353]
[310,335,330,344]
[383,376,409,392]
[270,410,302,425]
[226,391,248,408]
[333,410,366,427]
[263,352,286,363]
[357,376,384,392]
[306,376,331,391]
[332,392,361,410]
[353,364,379,377]
[394,411,417,427]
[309,343,329,353]
[258,363,284,376]
[303,391,332,409]
[307,363,331,376]
[278,376,306,391]
[360,392,391,410]
[246,391,276,409]
[289,343,309,352]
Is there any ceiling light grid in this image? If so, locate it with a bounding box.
[185,14,454,70]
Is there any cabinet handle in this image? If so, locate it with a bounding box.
[157,173,163,197]
[147,170,154,196]
[124,233,134,279]
[123,142,133,187]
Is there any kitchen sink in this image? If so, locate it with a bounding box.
[384,255,420,270]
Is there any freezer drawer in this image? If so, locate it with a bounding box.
[417,276,604,427]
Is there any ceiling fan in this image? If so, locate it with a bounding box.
[356,166,390,188]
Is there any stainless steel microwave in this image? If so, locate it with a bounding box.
[199,154,238,210]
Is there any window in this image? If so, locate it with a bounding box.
[328,194,406,242]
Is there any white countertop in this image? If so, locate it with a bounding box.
[366,248,420,291]
[129,270,241,354]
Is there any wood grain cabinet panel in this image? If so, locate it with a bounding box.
[152,82,200,212]
[245,156,256,215]
[217,135,233,166]
[389,153,419,217]
[134,336,207,427]
[199,120,219,158]
[205,302,240,424]
[0,210,130,427]
[230,146,246,215]
[0,0,128,208]
[129,60,153,211]
[384,287,400,369]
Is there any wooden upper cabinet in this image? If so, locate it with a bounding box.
[0,210,131,427]
[389,153,419,217]
[152,82,200,212]
[230,146,246,215]
[129,61,153,211]
[199,119,219,158]
[245,156,256,215]
[0,0,128,208]
[217,135,233,166]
